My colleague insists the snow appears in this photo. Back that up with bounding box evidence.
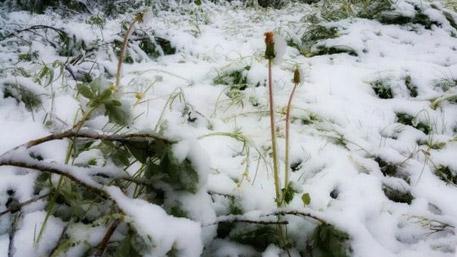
[107,186,203,257]
[0,0,457,256]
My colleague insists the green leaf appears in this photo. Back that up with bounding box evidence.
[195,0,202,5]
[302,193,311,206]
[105,102,129,126]
[311,224,351,257]
[98,88,113,102]
[124,140,168,164]
[160,152,199,193]
[77,84,94,99]
[281,183,297,204]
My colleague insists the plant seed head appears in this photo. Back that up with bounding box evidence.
[264,32,276,60]
[135,12,145,23]
[293,67,301,84]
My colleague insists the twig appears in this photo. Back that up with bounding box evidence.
[3,25,67,40]
[0,128,171,160]
[8,212,20,257]
[204,217,288,227]
[0,157,104,195]
[93,219,121,257]
[264,210,326,224]
[47,223,70,257]
[0,193,50,217]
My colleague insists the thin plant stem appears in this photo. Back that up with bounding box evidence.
[268,59,281,206]
[284,81,299,194]
[114,19,138,90]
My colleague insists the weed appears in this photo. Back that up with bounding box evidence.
[213,65,251,91]
[382,185,413,204]
[396,112,432,135]
[434,165,457,185]
[404,75,418,97]
[371,80,393,99]
[2,82,42,110]
[374,157,397,177]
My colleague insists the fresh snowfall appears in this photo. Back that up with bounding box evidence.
[0,1,457,257]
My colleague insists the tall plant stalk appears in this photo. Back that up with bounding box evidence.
[283,67,301,194]
[114,12,145,91]
[265,32,281,206]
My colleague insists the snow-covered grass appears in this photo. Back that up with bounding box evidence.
[0,0,457,257]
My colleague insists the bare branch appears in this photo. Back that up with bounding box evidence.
[264,210,326,224]
[93,219,121,257]
[0,193,50,217]
[205,218,288,227]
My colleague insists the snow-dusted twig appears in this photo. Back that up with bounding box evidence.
[0,155,104,194]
[264,210,326,224]
[25,128,172,148]
[47,223,70,257]
[0,128,171,160]
[204,216,289,227]
[0,193,50,217]
[93,219,121,257]
[8,212,20,257]
[207,208,326,227]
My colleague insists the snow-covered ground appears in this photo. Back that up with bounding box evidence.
[0,1,457,257]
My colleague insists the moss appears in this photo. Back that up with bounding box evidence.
[382,185,413,204]
[396,112,431,135]
[434,165,457,185]
[371,80,393,99]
